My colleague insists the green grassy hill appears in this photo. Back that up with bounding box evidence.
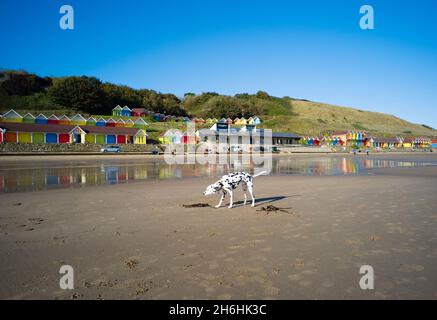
[259,99,436,137]
[182,93,436,137]
[1,70,435,138]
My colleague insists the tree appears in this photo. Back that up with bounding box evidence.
[256,90,270,100]
[1,71,52,96]
[49,76,106,113]
[102,83,142,110]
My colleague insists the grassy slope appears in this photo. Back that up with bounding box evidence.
[258,99,436,137]
[2,99,436,138]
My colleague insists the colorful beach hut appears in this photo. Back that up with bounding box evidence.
[125,119,134,127]
[35,114,48,125]
[1,109,22,123]
[402,138,413,148]
[112,105,123,116]
[159,130,175,145]
[96,117,106,127]
[47,114,60,125]
[0,122,148,146]
[249,117,262,125]
[22,113,35,124]
[105,118,117,127]
[134,118,148,128]
[181,132,196,144]
[115,119,126,127]
[121,106,132,117]
[70,114,87,126]
[238,118,248,125]
[134,129,147,144]
[131,108,147,117]
[86,117,96,126]
[172,131,182,144]
[59,115,71,125]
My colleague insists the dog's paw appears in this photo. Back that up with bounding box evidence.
[215,205,221,208]
[228,206,233,209]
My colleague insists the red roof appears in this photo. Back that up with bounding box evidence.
[0,122,143,135]
[131,108,147,114]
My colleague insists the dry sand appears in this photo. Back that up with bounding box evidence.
[0,163,437,299]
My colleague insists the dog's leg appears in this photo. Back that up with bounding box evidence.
[224,188,233,208]
[242,184,247,206]
[215,191,226,208]
[248,185,255,207]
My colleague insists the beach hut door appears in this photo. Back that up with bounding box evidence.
[73,133,82,143]
[70,127,85,144]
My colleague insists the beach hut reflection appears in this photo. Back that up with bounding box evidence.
[0,157,431,193]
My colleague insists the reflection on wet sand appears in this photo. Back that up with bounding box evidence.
[0,157,434,193]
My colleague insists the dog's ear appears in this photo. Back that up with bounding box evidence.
[214,182,223,191]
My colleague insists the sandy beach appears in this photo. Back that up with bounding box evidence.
[0,156,437,299]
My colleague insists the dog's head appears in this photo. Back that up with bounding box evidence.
[203,181,222,196]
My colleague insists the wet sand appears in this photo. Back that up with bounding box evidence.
[0,164,437,299]
[0,151,435,164]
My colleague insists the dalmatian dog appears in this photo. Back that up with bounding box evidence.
[203,171,267,208]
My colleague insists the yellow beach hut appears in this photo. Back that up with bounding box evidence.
[70,114,87,126]
[125,119,134,127]
[134,129,147,144]
[1,109,22,123]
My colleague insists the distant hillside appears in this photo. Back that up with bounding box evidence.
[182,92,436,137]
[260,99,437,137]
[1,70,435,137]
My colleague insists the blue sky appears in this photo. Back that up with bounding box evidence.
[1,0,436,127]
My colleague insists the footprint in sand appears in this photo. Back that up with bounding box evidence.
[28,218,44,225]
[125,258,139,270]
[293,258,305,268]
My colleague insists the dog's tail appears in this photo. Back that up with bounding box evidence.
[253,171,268,178]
